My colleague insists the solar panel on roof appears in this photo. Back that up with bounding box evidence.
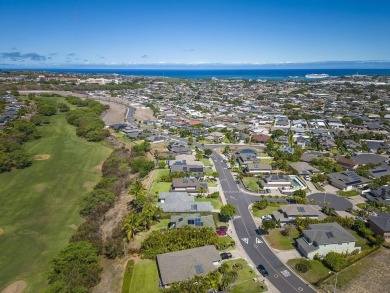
[326,232,335,238]
[297,207,305,212]
[195,264,204,274]
[188,219,195,225]
[191,204,197,211]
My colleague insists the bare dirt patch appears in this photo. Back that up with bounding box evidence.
[68,224,77,230]
[93,163,103,172]
[33,183,47,192]
[34,154,50,160]
[92,257,128,293]
[134,107,154,121]
[99,101,127,125]
[83,181,95,190]
[1,280,27,293]
[0,228,4,236]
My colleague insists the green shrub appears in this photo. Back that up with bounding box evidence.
[295,259,312,273]
[80,189,116,217]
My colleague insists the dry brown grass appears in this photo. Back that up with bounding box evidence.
[0,228,4,236]
[34,154,50,160]
[1,280,27,293]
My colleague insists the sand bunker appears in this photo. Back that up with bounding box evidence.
[34,154,51,160]
[0,228,4,236]
[1,280,27,293]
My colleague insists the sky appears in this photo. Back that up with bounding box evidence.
[0,0,390,68]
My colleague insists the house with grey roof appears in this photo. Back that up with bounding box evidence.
[271,204,325,226]
[157,192,212,213]
[368,167,390,179]
[244,162,272,174]
[296,222,359,259]
[327,171,371,191]
[169,214,216,230]
[157,245,221,286]
[368,213,390,242]
[365,186,390,206]
[170,161,204,174]
[290,162,322,176]
[171,178,208,194]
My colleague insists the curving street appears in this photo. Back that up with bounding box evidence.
[209,149,317,293]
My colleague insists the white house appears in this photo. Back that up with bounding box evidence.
[296,222,360,259]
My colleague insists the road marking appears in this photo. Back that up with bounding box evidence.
[274,274,279,278]
[233,215,241,220]
[298,287,303,291]
[256,237,263,244]
[241,238,249,244]
[281,270,291,277]
[254,244,258,248]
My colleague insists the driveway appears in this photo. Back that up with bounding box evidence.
[308,193,353,211]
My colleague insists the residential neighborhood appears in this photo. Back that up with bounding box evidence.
[1,70,390,293]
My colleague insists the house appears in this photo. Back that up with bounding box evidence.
[271,205,326,226]
[171,178,208,194]
[258,174,306,192]
[157,192,213,213]
[296,222,359,259]
[365,186,390,206]
[244,162,272,174]
[368,213,390,242]
[327,171,371,190]
[365,141,390,153]
[336,156,360,169]
[237,153,258,167]
[157,245,221,286]
[169,214,216,230]
[170,161,204,174]
[290,162,322,176]
[251,134,270,143]
[368,167,390,179]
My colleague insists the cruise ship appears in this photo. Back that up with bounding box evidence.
[305,73,329,79]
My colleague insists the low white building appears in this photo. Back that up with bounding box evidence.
[296,222,360,259]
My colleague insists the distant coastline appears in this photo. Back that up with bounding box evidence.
[3,68,390,80]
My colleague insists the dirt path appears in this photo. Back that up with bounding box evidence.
[92,258,128,293]
[1,281,27,293]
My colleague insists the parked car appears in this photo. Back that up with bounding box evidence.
[216,230,227,236]
[257,264,269,277]
[265,189,271,194]
[220,252,232,260]
[261,215,272,220]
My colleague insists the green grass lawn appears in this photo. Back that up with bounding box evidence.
[242,177,260,192]
[356,202,369,209]
[231,281,267,293]
[264,228,300,250]
[208,182,218,187]
[201,158,213,166]
[154,169,170,181]
[224,259,267,292]
[346,228,371,251]
[313,182,325,191]
[149,182,171,196]
[126,259,160,293]
[252,205,280,218]
[195,197,223,209]
[287,258,331,284]
[337,190,360,197]
[0,113,112,292]
[260,158,273,164]
[217,236,236,251]
[204,168,214,176]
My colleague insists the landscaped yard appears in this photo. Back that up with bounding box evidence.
[225,259,267,293]
[242,177,260,192]
[252,204,281,218]
[196,197,223,209]
[131,219,170,248]
[347,228,371,251]
[124,259,160,293]
[154,169,170,181]
[337,190,360,197]
[0,112,112,292]
[217,236,236,251]
[265,228,300,250]
[201,158,213,166]
[287,258,330,284]
[149,182,171,196]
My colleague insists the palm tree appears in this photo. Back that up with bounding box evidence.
[122,213,140,240]
[129,179,146,199]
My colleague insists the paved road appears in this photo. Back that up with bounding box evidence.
[209,150,316,293]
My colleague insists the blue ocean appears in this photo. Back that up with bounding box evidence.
[19,68,390,80]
